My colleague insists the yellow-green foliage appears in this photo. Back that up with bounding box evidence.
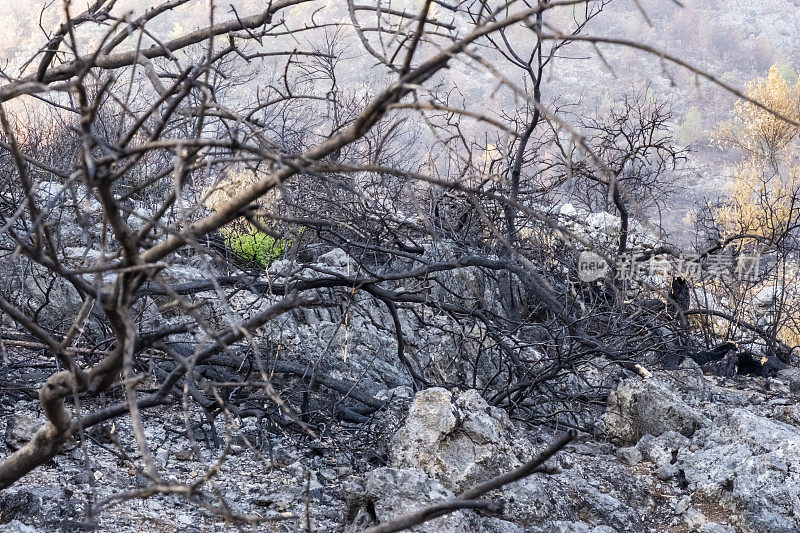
[203,168,291,267]
[715,64,800,158]
[708,64,800,348]
[224,230,287,267]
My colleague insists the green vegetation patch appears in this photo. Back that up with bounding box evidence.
[224,229,288,267]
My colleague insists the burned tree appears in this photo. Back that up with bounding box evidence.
[0,0,797,530]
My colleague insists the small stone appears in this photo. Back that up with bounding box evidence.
[656,464,678,480]
[685,508,708,529]
[318,468,337,481]
[229,444,243,455]
[271,501,292,512]
[73,472,91,485]
[174,449,194,461]
[674,496,691,515]
[636,433,655,452]
[616,446,642,465]
[699,523,736,533]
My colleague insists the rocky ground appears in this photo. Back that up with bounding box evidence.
[1,354,800,532]
[1,234,799,532]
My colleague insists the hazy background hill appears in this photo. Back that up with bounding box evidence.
[1,0,798,243]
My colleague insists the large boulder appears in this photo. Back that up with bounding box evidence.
[605,377,711,443]
[0,261,84,333]
[389,388,526,492]
[385,388,663,531]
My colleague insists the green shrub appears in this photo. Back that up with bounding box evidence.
[224,230,287,267]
